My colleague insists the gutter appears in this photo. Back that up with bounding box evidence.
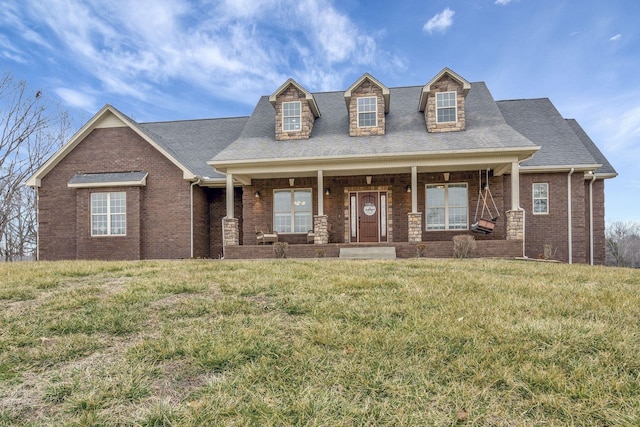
[589,172,597,265]
[190,179,201,258]
[567,168,575,264]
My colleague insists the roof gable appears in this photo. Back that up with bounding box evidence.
[26,105,200,187]
[268,78,320,118]
[419,67,471,112]
[344,73,390,113]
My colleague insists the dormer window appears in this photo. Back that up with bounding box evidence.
[436,92,457,123]
[357,97,377,127]
[282,101,301,131]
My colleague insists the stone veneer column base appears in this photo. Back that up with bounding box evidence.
[223,217,239,246]
[313,215,329,244]
[506,210,524,240]
[408,212,423,243]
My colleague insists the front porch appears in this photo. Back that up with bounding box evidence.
[223,240,524,260]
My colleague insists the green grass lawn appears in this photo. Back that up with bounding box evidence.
[1,259,639,426]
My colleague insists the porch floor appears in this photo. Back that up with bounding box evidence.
[223,240,523,260]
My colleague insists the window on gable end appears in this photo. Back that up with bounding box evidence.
[436,91,457,123]
[357,97,377,128]
[91,192,126,236]
[282,101,301,131]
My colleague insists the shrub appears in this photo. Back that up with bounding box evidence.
[416,244,427,258]
[453,235,476,259]
[273,242,289,259]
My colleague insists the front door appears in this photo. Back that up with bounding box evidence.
[358,192,379,242]
[349,191,388,243]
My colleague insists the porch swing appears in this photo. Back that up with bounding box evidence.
[471,169,500,234]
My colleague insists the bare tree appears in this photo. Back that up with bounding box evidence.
[606,221,640,267]
[0,71,70,260]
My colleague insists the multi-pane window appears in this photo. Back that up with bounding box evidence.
[426,183,468,230]
[273,189,312,233]
[436,91,457,123]
[533,183,549,214]
[91,192,126,236]
[357,97,377,127]
[282,101,301,131]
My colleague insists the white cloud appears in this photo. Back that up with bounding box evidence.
[15,0,396,105]
[610,34,622,41]
[55,88,97,110]
[423,8,455,34]
[495,0,514,5]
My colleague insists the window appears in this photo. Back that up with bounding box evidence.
[273,189,312,233]
[436,91,457,123]
[426,183,468,230]
[282,101,301,131]
[533,183,549,214]
[357,97,377,127]
[91,192,126,236]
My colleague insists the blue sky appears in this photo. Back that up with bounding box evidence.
[1,0,638,222]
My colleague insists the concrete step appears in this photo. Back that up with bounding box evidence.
[339,247,397,260]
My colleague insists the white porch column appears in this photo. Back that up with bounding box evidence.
[317,170,324,216]
[226,173,234,218]
[411,166,418,213]
[511,161,520,210]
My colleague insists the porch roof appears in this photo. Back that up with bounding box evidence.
[210,82,539,177]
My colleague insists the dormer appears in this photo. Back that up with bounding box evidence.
[418,68,471,133]
[344,73,390,137]
[269,79,320,141]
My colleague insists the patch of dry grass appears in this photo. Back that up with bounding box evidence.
[1,259,639,426]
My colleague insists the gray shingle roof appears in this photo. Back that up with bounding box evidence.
[138,116,249,179]
[564,119,617,175]
[211,82,538,162]
[496,98,601,169]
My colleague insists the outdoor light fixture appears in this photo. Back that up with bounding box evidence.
[406,185,411,193]
[325,188,330,196]
[255,191,260,198]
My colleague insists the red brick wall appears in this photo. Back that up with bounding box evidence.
[584,179,606,264]
[38,127,193,260]
[520,172,588,263]
[74,187,142,260]
[240,172,508,246]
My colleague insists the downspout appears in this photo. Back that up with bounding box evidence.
[190,179,201,259]
[589,172,596,265]
[35,187,40,261]
[567,168,575,264]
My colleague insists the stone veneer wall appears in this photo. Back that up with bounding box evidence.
[425,75,466,133]
[274,86,315,141]
[408,212,423,243]
[506,210,524,240]
[223,217,239,246]
[348,80,386,136]
[313,215,329,244]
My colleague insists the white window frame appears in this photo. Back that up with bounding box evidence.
[357,96,377,128]
[282,101,301,132]
[425,183,468,230]
[532,183,549,215]
[436,91,457,123]
[273,188,313,234]
[91,192,126,236]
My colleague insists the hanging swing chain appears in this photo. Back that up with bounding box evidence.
[474,169,501,222]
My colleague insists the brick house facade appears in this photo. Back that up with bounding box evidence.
[27,68,616,264]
